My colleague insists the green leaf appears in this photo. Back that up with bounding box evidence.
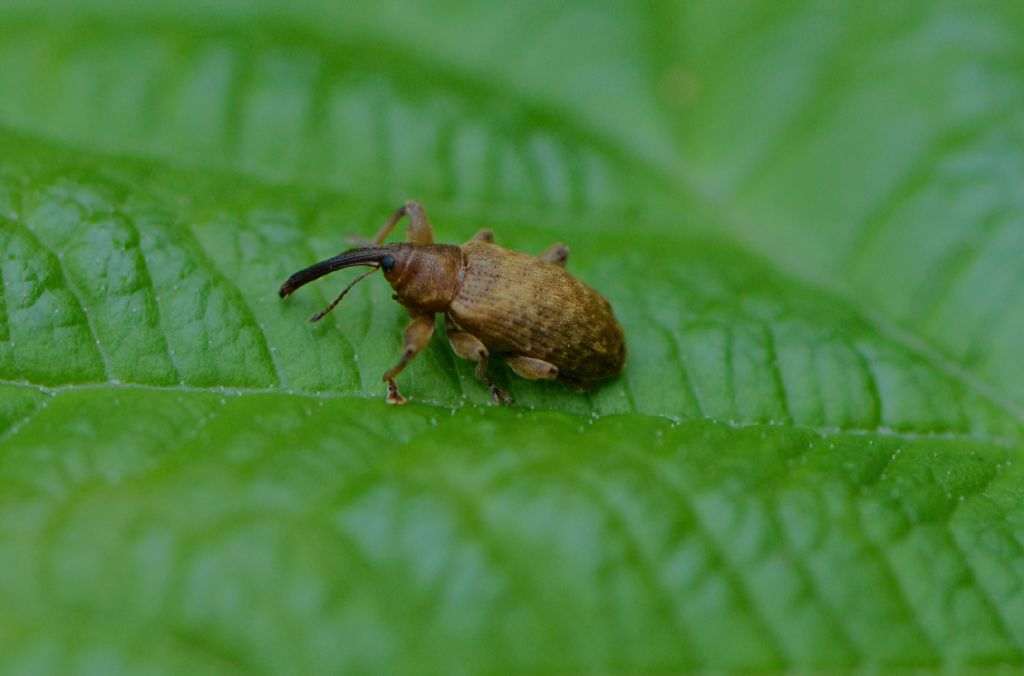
[1,1,1023,672]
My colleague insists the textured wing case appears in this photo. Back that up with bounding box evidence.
[448,241,625,380]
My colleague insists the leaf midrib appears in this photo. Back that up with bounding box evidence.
[2,380,1020,451]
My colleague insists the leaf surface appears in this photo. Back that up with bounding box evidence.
[1,1,1023,672]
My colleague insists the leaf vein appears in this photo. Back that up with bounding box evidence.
[182,221,283,388]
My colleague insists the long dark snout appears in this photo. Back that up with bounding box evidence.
[279,246,394,298]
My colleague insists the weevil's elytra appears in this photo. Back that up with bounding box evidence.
[279,201,626,406]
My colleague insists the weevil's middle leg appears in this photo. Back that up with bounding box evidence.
[539,242,569,267]
[382,314,435,405]
[446,322,513,406]
[349,200,437,247]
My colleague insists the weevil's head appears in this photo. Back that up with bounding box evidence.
[379,243,463,313]
[279,243,463,319]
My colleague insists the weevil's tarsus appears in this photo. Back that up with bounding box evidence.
[383,314,435,405]
[539,242,569,268]
[309,267,378,322]
[385,381,406,405]
[446,321,513,406]
[488,381,514,406]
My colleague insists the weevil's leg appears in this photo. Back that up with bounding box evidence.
[373,200,436,245]
[400,201,435,244]
[506,355,559,380]
[345,207,403,247]
[347,201,437,247]
[382,314,436,405]
[446,322,513,406]
[538,242,569,267]
[471,228,494,243]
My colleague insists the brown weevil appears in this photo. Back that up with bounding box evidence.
[279,201,626,405]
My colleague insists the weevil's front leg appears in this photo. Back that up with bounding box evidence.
[348,201,437,247]
[538,242,569,267]
[382,314,436,404]
[505,355,559,380]
[446,321,513,406]
[471,228,494,243]
[373,200,436,245]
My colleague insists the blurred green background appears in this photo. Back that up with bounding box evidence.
[0,1,1023,673]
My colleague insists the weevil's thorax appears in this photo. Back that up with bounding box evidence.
[384,243,463,314]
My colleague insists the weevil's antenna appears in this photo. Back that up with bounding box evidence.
[309,267,378,322]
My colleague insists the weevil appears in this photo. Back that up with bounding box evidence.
[279,201,626,405]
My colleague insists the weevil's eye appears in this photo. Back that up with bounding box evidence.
[380,255,395,273]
